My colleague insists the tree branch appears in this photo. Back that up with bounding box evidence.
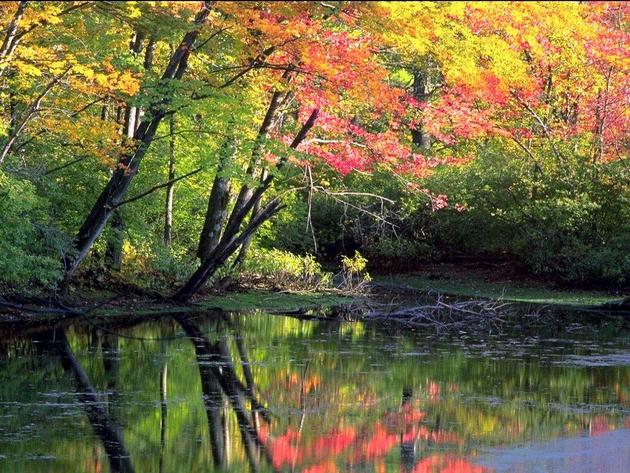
[113,167,202,208]
[0,66,71,165]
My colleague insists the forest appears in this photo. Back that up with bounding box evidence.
[0,1,628,304]
[1,3,629,473]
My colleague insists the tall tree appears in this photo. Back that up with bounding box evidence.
[61,2,213,286]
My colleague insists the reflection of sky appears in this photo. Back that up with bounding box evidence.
[475,429,630,473]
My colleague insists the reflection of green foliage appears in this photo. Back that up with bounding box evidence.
[0,313,627,472]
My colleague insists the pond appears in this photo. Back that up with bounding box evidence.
[0,310,628,472]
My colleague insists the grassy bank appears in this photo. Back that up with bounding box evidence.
[373,272,625,307]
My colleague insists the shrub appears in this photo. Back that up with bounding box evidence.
[239,248,333,289]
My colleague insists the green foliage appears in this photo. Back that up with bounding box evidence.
[239,248,332,290]
[421,144,630,284]
[0,171,66,289]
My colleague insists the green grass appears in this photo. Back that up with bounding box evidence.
[373,274,624,307]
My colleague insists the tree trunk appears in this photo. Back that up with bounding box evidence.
[232,168,267,268]
[226,91,284,228]
[0,1,28,79]
[105,32,154,271]
[60,2,212,287]
[226,89,295,267]
[174,109,319,302]
[411,70,432,151]
[104,208,125,271]
[197,137,237,261]
[163,115,176,246]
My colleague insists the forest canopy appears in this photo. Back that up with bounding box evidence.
[0,1,628,298]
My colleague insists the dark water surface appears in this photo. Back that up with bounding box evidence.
[0,311,628,472]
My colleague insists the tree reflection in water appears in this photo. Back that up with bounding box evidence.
[34,328,135,473]
[16,314,627,473]
[177,315,490,473]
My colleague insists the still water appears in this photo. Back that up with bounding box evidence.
[0,311,628,472]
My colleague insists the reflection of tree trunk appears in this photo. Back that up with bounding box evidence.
[224,397,231,464]
[200,346,226,467]
[176,316,276,472]
[36,329,134,473]
[159,360,168,473]
[102,335,120,394]
[235,333,257,430]
[400,387,415,473]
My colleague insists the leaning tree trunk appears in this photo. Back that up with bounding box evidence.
[60,2,212,287]
[197,136,238,261]
[197,82,290,265]
[232,168,267,268]
[173,109,319,302]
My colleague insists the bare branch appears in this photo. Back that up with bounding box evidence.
[511,91,564,162]
[0,66,71,165]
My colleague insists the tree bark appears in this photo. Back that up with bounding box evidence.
[232,168,267,268]
[105,208,125,271]
[197,136,237,260]
[224,85,290,238]
[60,2,212,287]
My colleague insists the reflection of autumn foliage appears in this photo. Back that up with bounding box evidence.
[412,454,489,473]
[278,369,321,393]
[589,415,612,436]
[258,397,478,473]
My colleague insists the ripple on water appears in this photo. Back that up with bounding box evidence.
[554,353,630,367]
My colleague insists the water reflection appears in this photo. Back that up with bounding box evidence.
[34,329,134,473]
[0,311,627,472]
